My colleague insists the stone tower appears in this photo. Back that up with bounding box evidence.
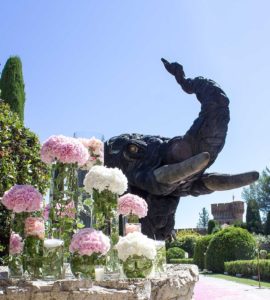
[211,201,244,225]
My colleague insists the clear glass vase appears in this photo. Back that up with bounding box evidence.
[8,254,23,278]
[124,214,141,235]
[42,238,64,280]
[122,255,154,278]
[154,240,167,276]
[23,236,44,279]
[70,253,105,279]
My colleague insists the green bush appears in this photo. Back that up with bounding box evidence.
[225,259,270,281]
[168,234,199,258]
[166,247,185,262]
[205,227,256,273]
[0,102,50,259]
[193,235,214,270]
[260,250,268,259]
[267,253,270,259]
[169,258,194,264]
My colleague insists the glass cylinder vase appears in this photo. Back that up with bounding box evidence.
[124,214,141,235]
[9,254,23,278]
[42,238,64,280]
[154,240,167,276]
[23,217,45,279]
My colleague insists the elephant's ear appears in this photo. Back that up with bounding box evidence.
[201,171,259,191]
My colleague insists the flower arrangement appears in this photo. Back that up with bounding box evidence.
[117,193,148,218]
[69,228,110,256]
[25,217,45,240]
[1,185,42,213]
[83,165,128,195]
[115,232,156,262]
[41,135,89,166]
[9,232,23,255]
[115,232,156,278]
[79,137,104,170]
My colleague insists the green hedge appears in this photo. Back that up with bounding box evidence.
[193,235,213,270]
[225,259,270,281]
[169,258,194,264]
[168,235,199,258]
[205,227,256,273]
[166,247,185,262]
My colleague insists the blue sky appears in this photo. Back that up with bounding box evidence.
[1,1,270,228]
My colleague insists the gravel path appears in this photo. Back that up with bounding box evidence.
[194,274,270,300]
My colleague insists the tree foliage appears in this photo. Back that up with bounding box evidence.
[197,207,209,229]
[0,102,50,258]
[242,167,270,216]
[0,56,25,123]
[265,211,270,235]
[246,199,263,234]
[207,219,219,234]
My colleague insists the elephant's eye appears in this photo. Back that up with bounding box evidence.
[128,144,139,153]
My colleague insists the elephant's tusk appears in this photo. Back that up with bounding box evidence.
[154,152,210,184]
[202,171,259,191]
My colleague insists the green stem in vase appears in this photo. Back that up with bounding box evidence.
[122,255,153,278]
[23,236,43,279]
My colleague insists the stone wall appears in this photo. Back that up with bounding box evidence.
[0,264,198,300]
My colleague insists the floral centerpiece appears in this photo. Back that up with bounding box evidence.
[1,185,43,278]
[117,193,148,235]
[69,228,110,279]
[83,165,128,278]
[41,135,89,254]
[115,232,156,278]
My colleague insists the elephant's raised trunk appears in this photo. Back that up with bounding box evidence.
[162,58,230,169]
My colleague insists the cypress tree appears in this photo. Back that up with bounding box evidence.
[246,199,263,234]
[0,56,25,123]
[265,211,270,235]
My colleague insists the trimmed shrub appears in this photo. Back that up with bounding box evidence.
[168,235,200,258]
[166,247,185,262]
[225,259,270,281]
[170,258,194,264]
[267,253,270,259]
[176,230,201,239]
[205,227,256,273]
[193,235,214,270]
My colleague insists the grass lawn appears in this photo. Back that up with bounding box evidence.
[204,273,270,288]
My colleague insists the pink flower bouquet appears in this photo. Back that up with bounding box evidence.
[44,201,76,221]
[41,135,89,166]
[69,228,110,256]
[79,137,104,171]
[9,232,24,255]
[25,217,45,240]
[117,193,148,218]
[1,185,42,213]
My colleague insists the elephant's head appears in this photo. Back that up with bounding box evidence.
[104,59,259,240]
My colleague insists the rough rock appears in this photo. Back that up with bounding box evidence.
[0,264,198,300]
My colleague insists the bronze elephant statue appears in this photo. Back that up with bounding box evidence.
[104,59,258,240]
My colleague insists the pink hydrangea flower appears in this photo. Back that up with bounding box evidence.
[25,217,45,240]
[69,228,110,256]
[79,137,104,170]
[117,193,148,218]
[41,135,89,166]
[44,201,76,221]
[1,185,42,213]
[9,232,24,255]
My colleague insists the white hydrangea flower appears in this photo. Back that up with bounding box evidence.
[83,165,128,195]
[114,232,157,262]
